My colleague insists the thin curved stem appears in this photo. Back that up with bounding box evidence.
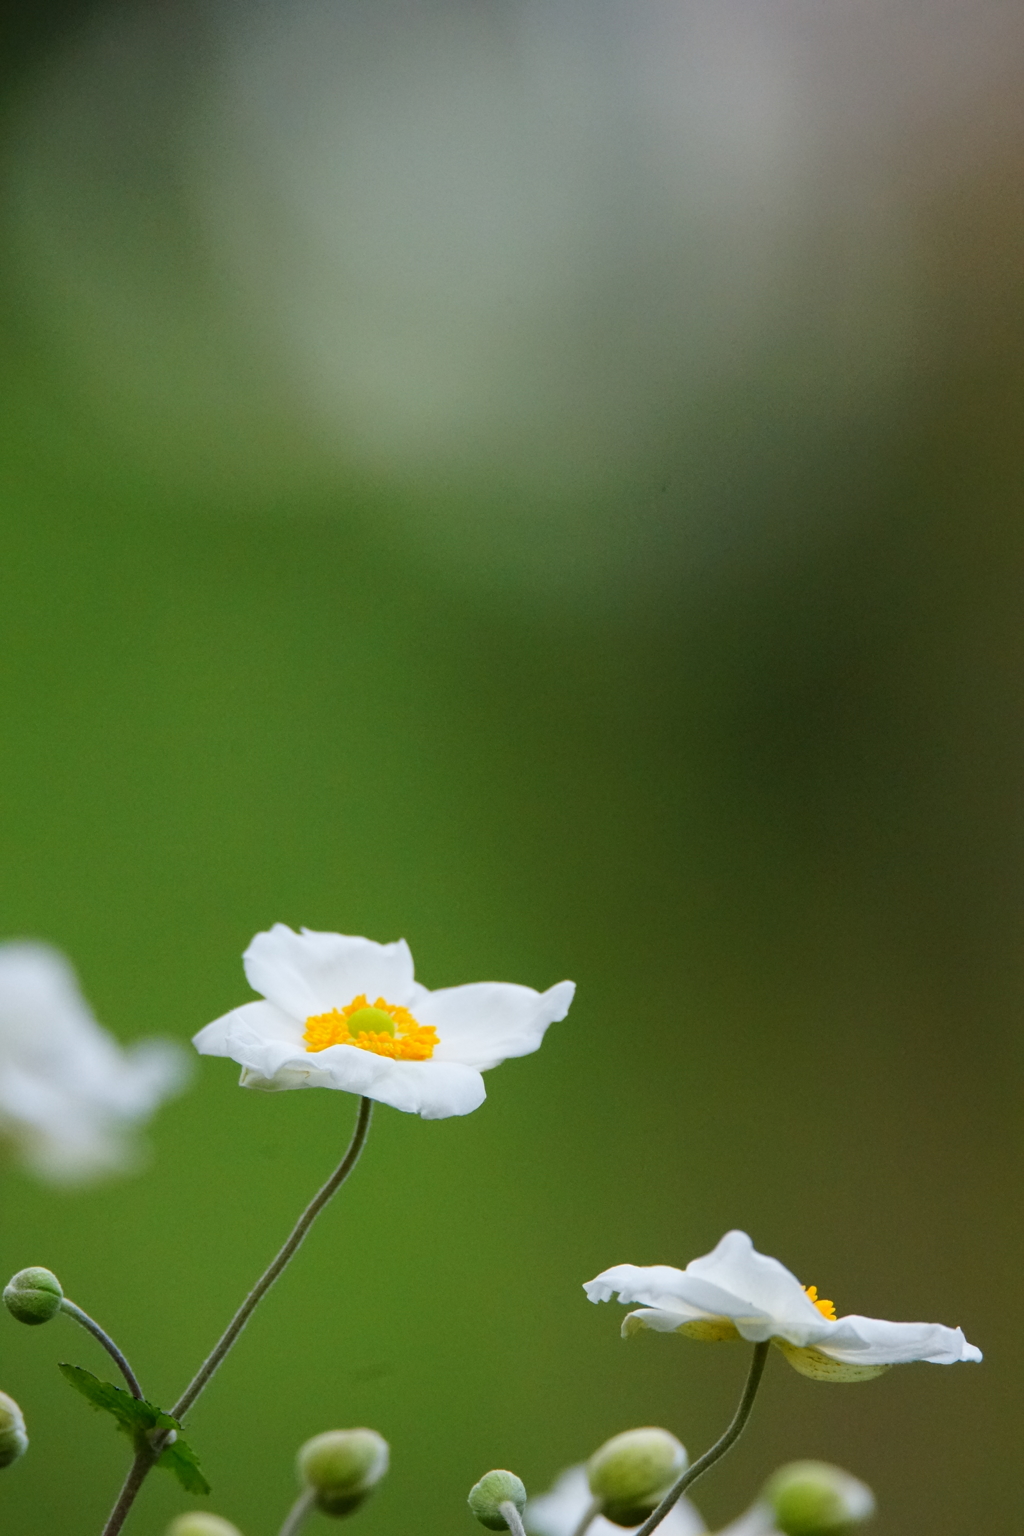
[95,1098,374,1536]
[60,1300,145,1399]
[501,1503,529,1536]
[172,1095,373,1420]
[278,1488,317,1536]
[569,1496,602,1536]
[100,1448,156,1536]
[632,1342,771,1536]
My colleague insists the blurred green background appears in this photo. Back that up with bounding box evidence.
[0,3,1021,1534]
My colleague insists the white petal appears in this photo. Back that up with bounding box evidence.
[685,1231,824,1340]
[194,1000,332,1087]
[585,1263,774,1335]
[421,979,575,1069]
[242,925,417,1018]
[811,1315,983,1365]
[586,1235,834,1346]
[587,1234,984,1362]
[585,1263,687,1307]
[193,999,303,1055]
[773,1342,892,1382]
[305,1047,486,1117]
[194,995,486,1117]
[0,941,188,1185]
[620,1306,693,1334]
[715,1506,779,1536]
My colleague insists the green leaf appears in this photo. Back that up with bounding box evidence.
[58,1364,211,1494]
[58,1363,163,1436]
[160,1435,212,1495]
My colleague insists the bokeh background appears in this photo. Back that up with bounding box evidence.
[1,1,1022,1532]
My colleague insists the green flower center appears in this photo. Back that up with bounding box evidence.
[344,1006,396,1038]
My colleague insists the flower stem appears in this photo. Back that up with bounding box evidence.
[171,1094,374,1420]
[100,1447,156,1536]
[500,1503,529,1536]
[60,1300,145,1399]
[278,1488,317,1536]
[95,1097,374,1536]
[632,1341,770,1536]
[569,1496,602,1536]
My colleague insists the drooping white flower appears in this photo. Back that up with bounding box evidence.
[193,925,575,1120]
[584,1230,981,1381]
[526,1465,705,1536]
[0,942,189,1185]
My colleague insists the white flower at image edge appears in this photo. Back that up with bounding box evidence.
[193,925,575,1119]
[527,1465,706,1536]
[0,942,189,1185]
[526,1465,786,1536]
[585,1230,982,1380]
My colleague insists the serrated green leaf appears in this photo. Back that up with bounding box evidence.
[58,1364,210,1493]
[58,1364,161,1435]
[160,1435,212,1495]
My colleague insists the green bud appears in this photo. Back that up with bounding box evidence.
[0,1391,28,1469]
[297,1428,389,1517]
[468,1470,527,1531]
[165,1517,244,1536]
[3,1268,64,1326]
[586,1428,687,1527]
[764,1462,875,1536]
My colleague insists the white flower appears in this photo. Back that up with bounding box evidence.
[713,1509,780,1536]
[0,942,189,1185]
[526,1466,705,1536]
[585,1230,982,1381]
[193,925,575,1120]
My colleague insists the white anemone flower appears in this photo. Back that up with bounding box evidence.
[193,925,575,1119]
[585,1230,982,1381]
[0,941,189,1185]
[526,1465,706,1536]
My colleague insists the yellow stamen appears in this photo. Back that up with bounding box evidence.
[303,995,439,1061]
[803,1285,837,1322]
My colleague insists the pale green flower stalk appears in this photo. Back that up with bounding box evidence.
[99,1095,374,1536]
[629,1345,770,1536]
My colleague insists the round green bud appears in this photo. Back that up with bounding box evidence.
[165,1517,244,1536]
[298,1428,390,1517]
[0,1391,28,1469]
[3,1268,63,1326]
[586,1428,687,1527]
[764,1462,875,1536]
[468,1470,527,1531]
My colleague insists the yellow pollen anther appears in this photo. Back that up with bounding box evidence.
[803,1285,837,1322]
[303,995,439,1062]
